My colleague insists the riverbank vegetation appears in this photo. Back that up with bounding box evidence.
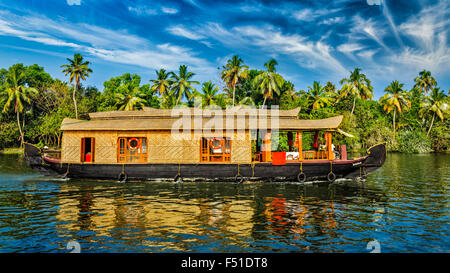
[0,54,448,153]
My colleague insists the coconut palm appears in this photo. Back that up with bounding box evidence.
[252,59,284,108]
[169,65,199,105]
[194,81,221,108]
[150,69,173,96]
[414,70,437,95]
[420,87,448,136]
[306,81,333,110]
[221,55,249,107]
[380,80,411,138]
[2,65,37,147]
[114,87,147,111]
[61,53,92,119]
[338,68,373,115]
[160,89,178,109]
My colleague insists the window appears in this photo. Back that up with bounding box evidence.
[81,137,95,162]
[118,137,148,163]
[200,137,231,162]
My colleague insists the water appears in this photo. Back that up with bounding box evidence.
[0,153,448,253]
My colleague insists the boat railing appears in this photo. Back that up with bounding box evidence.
[42,149,61,159]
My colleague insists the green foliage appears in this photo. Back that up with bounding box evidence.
[0,122,19,150]
[394,129,432,153]
[0,58,448,154]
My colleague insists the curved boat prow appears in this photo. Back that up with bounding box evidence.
[24,143,41,157]
[364,143,387,168]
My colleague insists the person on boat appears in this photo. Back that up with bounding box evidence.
[332,144,339,160]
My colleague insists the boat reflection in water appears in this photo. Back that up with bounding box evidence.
[53,180,387,252]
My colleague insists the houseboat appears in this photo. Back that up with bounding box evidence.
[24,107,386,183]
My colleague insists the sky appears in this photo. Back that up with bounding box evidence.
[0,0,448,99]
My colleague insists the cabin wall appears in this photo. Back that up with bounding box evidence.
[147,131,199,163]
[61,130,117,163]
[61,129,252,164]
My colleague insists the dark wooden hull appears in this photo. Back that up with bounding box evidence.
[24,143,386,182]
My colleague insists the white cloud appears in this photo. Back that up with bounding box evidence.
[233,25,347,75]
[337,43,365,53]
[366,0,381,5]
[320,17,344,25]
[128,6,158,16]
[0,11,215,75]
[161,7,178,14]
[66,0,81,6]
[167,25,205,40]
[292,8,340,22]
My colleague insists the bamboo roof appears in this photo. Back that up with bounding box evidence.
[88,106,301,120]
[61,115,343,131]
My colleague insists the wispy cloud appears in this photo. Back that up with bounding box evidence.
[167,25,205,40]
[161,7,178,14]
[0,11,214,74]
[128,6,158,16]
[66,0,81,6]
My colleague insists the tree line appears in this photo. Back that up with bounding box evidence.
[0,53,448,153]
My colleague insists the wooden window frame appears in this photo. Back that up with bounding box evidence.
[81,137,95,163]
[117,137,148,163]
[200,137,231,163]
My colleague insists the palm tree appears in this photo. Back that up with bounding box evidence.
[306,81,332,110]
[194,81,221,108]
[338,68,373,115]
[150,69,173,96]
[61,53,92,119]
[414,70,436,95]
[221,55,249,106]
[170,65,199,105]
[420,87,448,136]
[2,65,37,147]
[114,87,147,111]
[160,89,178,109]
[380,80,411,138]
[252,59,284,107]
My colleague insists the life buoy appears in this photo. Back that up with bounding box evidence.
[235,174,244,184]
[210,138,222,150]
[327,172,336,182]
[118,172,127,183]
[128,138,140,150]
[297,172,306,183]
[174,174,183,183]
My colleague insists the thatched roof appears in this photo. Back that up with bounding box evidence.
[88,106,301,120]
[61,115,343,131]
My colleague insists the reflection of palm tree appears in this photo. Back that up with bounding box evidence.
[420,87,448,136]
[252,59,284,107]
[380,80,411,139]
[221,55,249,106]
[61,53,92,119]
[2,65,37,147]
[414,70,436,95]
[170,65,199,105]
[338,68,373,115]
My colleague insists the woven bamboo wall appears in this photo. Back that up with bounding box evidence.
[231,130,251,164]
[147,131,199,163]
[61,131,117,163]
[61,130,251,164]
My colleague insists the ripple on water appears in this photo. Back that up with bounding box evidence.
[0,153,449,252]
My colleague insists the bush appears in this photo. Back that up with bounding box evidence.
[394,129,432,153]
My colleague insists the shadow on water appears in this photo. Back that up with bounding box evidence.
[0,153,448,253]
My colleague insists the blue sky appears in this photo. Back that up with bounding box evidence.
[0,0,448,99]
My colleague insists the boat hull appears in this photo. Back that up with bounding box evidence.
[24,143,386,182]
